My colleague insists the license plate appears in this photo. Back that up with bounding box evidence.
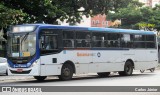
[17,69,23,72]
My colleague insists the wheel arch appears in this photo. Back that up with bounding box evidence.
[63,60,76,73]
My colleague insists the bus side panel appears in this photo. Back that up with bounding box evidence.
[134,49,158,70]
[88,63,98,73]
[57,50,93,75]
[92,50,124,72]
[68,50,92,74]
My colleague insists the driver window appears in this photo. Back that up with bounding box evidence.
[41,35,58,50]
[40,29,60,55]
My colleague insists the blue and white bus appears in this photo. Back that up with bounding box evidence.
[7,24,158,81]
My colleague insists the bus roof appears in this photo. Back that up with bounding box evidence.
[16,24,155,35]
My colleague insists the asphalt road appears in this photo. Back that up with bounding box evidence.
[0,70,160,95]
[0,70,160,86]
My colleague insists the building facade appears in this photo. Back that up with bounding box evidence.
[91,14,108,27]
[58,14,113,28]
[139,0,160,7]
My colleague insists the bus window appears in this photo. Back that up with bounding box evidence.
[92,32,106,47]
[76,32,91,48]
[146,35,155,41]
[108,33,120,40]
[63,40,74,47]
[134,35,145,41]
[47,36,57,49]
[120,34,134,48]
[107,33,120,48]
[63,31,74,48]
[40,35,58,55]
[41,36,58,50]
[146,35,156,48]
[134,35,145,48]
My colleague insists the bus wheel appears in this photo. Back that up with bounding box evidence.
[58,64,73,81]
[97,72,110,77]
[34,76,47,81]
[119,61,133,76]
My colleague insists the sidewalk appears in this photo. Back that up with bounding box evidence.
[0,75,33,82]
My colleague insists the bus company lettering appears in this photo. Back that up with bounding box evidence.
[77,52,96,57]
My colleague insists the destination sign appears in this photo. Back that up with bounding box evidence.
[12,26,36,33]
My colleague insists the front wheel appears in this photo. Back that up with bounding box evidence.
[58,64,73,81]
[34,76,47,81]
[119,61,133,76]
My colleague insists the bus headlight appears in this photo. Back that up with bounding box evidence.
[31,59,39,67]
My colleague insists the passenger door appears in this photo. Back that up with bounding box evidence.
[39,29,62,76]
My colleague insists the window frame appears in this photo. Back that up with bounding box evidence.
[75,31,91,48]
[92,32,107,48]
[62,30,75,48]
[106,33,121,48]
[39,29,62,55]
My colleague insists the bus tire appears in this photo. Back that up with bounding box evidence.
[97,72,110,77]
[34,76,47,81]
[58,64,73,81]
[119,61,133,76]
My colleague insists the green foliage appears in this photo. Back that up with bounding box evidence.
[0,0,144,27]
[0,4,26,28]
[0,0,136,26]
[136,22,155,31]
[108,1,160,31]
[108,2,143,28]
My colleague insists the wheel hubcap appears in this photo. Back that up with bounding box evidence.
[126,65,131,73]
[63,68,70,77]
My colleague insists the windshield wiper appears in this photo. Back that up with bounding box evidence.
[20,33,29,51]
[21,33,29,42]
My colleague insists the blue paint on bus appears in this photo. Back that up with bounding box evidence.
[15,24,155,35]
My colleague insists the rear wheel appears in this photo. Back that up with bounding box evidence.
[58,64,73,81]
[97,72,110,77]
[34,76,47,81]
[119,61,133,76]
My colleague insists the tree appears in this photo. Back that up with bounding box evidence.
[150,4,160,31]
[136,22,155,31]
[0,0,135,25]
[0,3,26,29]
[0,3,27,40]
[107,2,143,29]
[107,1,160,31]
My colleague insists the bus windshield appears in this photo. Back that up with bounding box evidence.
[7,32,36,57]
